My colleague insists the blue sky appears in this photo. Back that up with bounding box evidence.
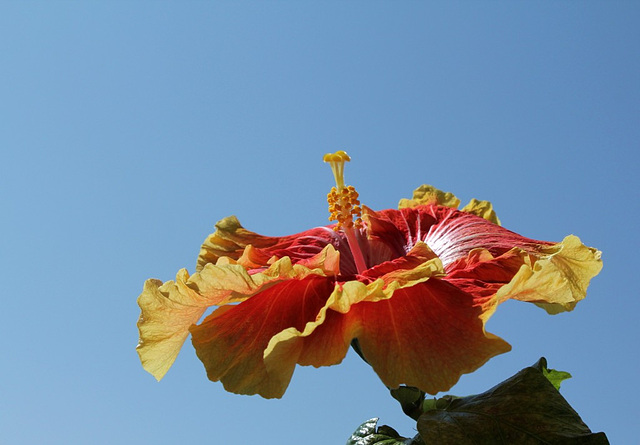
[1,2,638,444]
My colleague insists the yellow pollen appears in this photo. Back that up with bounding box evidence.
[323,151,363,231]
[327,186,363,237]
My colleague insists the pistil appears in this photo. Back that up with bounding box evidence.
[323,151,368,274]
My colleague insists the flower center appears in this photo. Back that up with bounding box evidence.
[323,151,367,274]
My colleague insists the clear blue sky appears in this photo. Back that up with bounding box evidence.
[1,2,638,444]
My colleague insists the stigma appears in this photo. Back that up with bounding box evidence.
[323,150,350,189]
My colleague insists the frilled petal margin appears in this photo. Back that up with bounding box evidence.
[494,235,603,314]
[136,245,340,381]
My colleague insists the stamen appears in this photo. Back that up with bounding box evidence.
[323,151,367,274]
[326,187,363,229]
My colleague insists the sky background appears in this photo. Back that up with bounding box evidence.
[1,2,638,444]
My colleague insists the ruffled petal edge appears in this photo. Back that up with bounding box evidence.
[494,235,603,313]
[398,184,461,209]
[398,184,501,225]
[137,245,340,381]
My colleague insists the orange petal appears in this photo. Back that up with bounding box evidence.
[352,278,511,395]
[189,276,336,398]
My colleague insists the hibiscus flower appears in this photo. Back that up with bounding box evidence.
[136,151,602,398]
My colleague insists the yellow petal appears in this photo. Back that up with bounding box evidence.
[461,198,501,226]
[137,245,339,381]
[398,184,461,209]
[136,269,207,381]
[494,235,603,313]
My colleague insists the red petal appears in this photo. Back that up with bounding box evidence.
[352,278,511,395]
[447,248,527,279]
[366,205,553,270]
[197,216,363,275]
[197,215,346,270]
[189,276,337,398]
[364,206,437,261]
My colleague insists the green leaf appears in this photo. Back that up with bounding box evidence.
[346,418,377,445]
[390,386,426,420]
[346,418,423,445]
[416,357,609,444]
[535,357,573,391]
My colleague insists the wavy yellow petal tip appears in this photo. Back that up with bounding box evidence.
[398,184,461,209]
[136,270,204,381]
[137,245,341,383]
[196,215,249,271]
[461,198,501,225]
[495,235,603,313]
